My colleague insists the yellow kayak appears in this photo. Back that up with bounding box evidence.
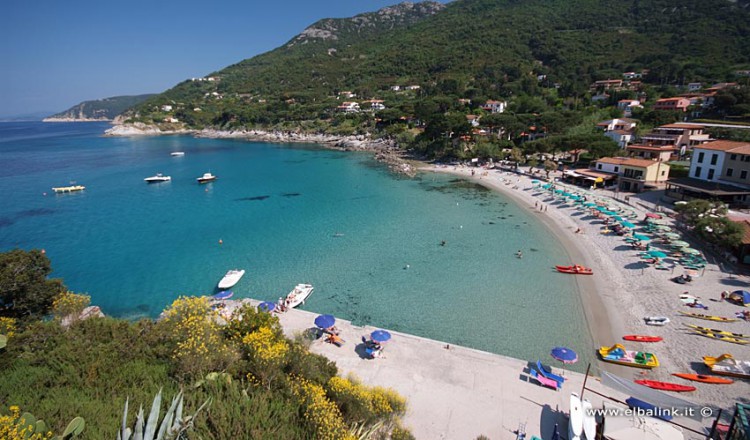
[685,324,750,339]
[679,311,739,322]
[691,330,749,345]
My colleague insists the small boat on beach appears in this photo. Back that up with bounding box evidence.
[644,316,670,326]
[690,329,749,345]
[217,269,245,289]
[671,373,733,384]
[684,324,750,339]
[581,399,596,440]
[634,380,696,392]
[555,265,593,275]
[144,173,171,183]
[170,151,185,156]
[197,172,217,183]
[678,311,738,322]
[285,283,314,309]
[598,344,659,369]
[703,354,750,379]
[568,393,583,440]
[625,397,673,421]
[623,335,663,343]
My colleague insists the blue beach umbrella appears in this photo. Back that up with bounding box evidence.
[602,210,617,216]
[212,290,233,300]
[551,346,578,364]
[613,215,624,222]
[730,291,750,306]
[646,251,667,259]
[633,233,651,241]
[370,330,392,343]
[314,314,336,329]
[258,301,276,312]
[621,221,636,229]
[583,202,597,207]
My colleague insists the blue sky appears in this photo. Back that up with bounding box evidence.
[0,0,447,117]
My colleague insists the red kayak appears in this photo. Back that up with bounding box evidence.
[635,380,696,392]
[555,265,593,275]
[672,373,734,384]
[623,335,663,343]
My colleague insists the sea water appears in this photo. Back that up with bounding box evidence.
[0,122,593,370]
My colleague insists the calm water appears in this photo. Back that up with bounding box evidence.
[0,122,593,369]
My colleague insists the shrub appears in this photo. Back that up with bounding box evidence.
[51,292,90,323]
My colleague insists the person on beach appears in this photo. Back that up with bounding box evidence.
[516,249,523,259]
[575,228,581,234]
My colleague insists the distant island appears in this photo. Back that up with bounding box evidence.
[44,94,154,122]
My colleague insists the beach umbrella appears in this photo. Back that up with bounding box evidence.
[258,301,276,312]
[314,314,336,329]
[551,346,578,364]
[663,232,681,239]
[670,240,690,248]
[621,221,636,229]
[682,248,701,255]
[212,290,233,300]
[645,213,662,219]
[613,215,624,222]
[602,210,617,216]
[729,291,750,307]
[633,234,651,241]
[370,329,392,343]
[645,251,667,259]
[583,202,597,207]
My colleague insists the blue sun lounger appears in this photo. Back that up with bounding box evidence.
[536,360,565,387]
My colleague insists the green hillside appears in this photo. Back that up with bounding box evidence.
[125,0,750,158]
[45,94,155,121]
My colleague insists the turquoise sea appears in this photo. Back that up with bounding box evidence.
[0,122,593,369]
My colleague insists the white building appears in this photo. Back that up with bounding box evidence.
[482,100,507,114]
[161,105,173,112]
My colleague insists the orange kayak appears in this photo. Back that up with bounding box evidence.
[671,373,734,384]
[635,380,696,392]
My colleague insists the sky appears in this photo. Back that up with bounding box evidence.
[0,0,448,118]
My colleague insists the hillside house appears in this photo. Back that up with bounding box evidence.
[639,123,709,152]
[593,157,670,192]
[687,82,702,92]
[605,130,634,148]
[337,91,356,99]
[336,102,360,113]
[625,144,675,162]
[361,99,385,111]
[617,99,642,117]
[653,97,691,112]
[596,118,637,132]
[482,100,507,114]
[161,105,173,112]
[466,115,480,127]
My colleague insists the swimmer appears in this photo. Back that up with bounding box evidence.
[516,250,523,259]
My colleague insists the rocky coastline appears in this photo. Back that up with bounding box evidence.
[104,123,417,176]
[43,117,112,122]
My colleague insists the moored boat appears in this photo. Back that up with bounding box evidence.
[581,399,596,440]
[598,344,659,369]
[285,283,314,309]
[144,173,171,183]
[690,329,749,345]
[678,311,738,322]
[671,373,733,384]
[52,185,85,193]
[197,172,217,183]
[703,354,750,379]
[634,380,696,392]
[623,335,663,343]
[555,265,593,275]
[217,269,245,289]
[644,316,670,326]
[170,151,185,156]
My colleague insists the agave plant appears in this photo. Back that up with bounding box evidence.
[117,389,210,440]
[0,334,7,349]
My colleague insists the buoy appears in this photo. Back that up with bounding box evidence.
[219,239,223,245]
[43,192,47,196]
[404,264,410,270]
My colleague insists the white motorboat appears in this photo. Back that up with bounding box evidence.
[569,393,583,440]
[170,151,185,156]
[645,316,670,326]
[144,173,171,183]
[197,172,217,183]
[581,399,596,440]
[285,283,314,309]
[218,269,245,289]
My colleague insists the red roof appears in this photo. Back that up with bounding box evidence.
[694,140,750,152]
[660,123,704,130]
[626,144,676,152]
[597,157,660,168]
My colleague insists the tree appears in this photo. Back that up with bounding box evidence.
[509,147,525,169]
[0,249,65,320]
[543,160,558,179]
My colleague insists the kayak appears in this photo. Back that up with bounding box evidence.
[623,335,663,343]
[691,329,749,345]
[672,373,734,384]
[634,380,696,392]
[684,324,750,339]
[625,397,673,421]
[679,311,738,322]
[555,265,593,275]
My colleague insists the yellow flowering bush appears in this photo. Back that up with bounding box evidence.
[51,291,90,321]
[0,317,17,338]
[328,376,406,419]
[161,296,235,377]
[242,326,289,388]
[291,376,353,440]
[0,406,53,440]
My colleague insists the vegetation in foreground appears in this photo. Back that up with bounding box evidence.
[0,250,412,439]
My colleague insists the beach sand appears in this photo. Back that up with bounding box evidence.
[425,165,749,411]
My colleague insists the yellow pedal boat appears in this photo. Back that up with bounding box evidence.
[598,344,659,369]
[703,354,750,379]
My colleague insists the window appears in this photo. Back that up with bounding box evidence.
[730,154,737,160]
[597,164,602,170]
[707,169,714,180]
[745,156,750,162]
[727,168,734,177]
[742,170,748,180]
[710,154,718,165]
[694,167,702,177]
[697,152,704,163]
[614,166,619,172]
[661,170,666,176]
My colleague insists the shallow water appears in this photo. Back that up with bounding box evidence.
[0,122,593,370]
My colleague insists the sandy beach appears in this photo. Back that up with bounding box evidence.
[424,164,749,411]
